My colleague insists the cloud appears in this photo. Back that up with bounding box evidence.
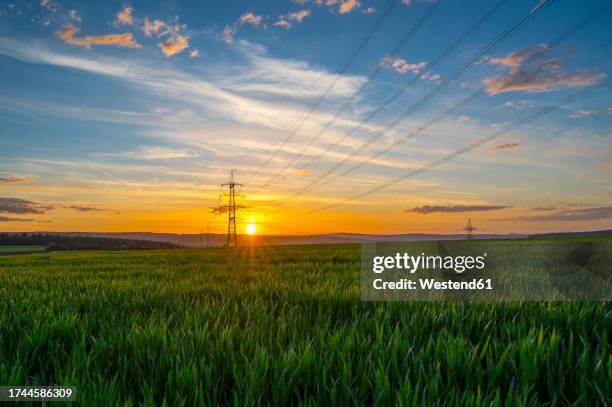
[570,108,611,118]
[99,146,197,160]
[0,216,36,222]
[115,5,133,26]
[488,143,523,153]
[383,57,427,75]
[209,204,248,215]
[64,205,105,212]
[158,34,189,57]
[504,100,534,109]
[274,10,311,29]
[419,70,440,82]
[143,18,166,37]
[67,9,80,22]
[239,12,263,27]
[223,25,236,43]
[339,0,361,14]
[494,206,612,222]
[363,7,376,14]
[407,204,512,214]
[56,25,141,48]
[189,49,200,58]
[0,197,52,214]
[456,114,470,123]
[0,176,31,183]
[483,44,604,95]
[0,37,366,137]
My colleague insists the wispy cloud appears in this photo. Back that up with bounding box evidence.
[239,12,263,27]
[223,25,237,43]
[570,108,611,118]
[158,34,189,57]
[362,7,376,14]
[274,10,311,29]
[339,0,361,14]
[56,25,141,48]
[504,100,534,109]
[64,205,104,212]
[189,49,200,58]
[115,4,134,26]
[382,57,427,75]
[0,197,52,214]
[484,44,604,95]
[456,114,470,123]
[407,204,512,214]
[143,18,166,37]
[98,146,198,160]
[0,176,31,183]
[67,9,80,22]
[488,143,523,153]
[494,206,612,222]
[0,216,37,222]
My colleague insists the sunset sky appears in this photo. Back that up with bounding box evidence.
[0,0,610,235]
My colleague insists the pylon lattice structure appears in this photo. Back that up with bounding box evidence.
[462,218,479,240]
[221,170,243,247]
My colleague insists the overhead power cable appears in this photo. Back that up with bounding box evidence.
[277,0,554,200]
[260,0,445,186]
[287,0,611,199]
[302,82,606,214]
[273,0,510,185]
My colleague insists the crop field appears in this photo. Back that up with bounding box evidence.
[0,241,610,405]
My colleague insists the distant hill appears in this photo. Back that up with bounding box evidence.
[6,231,529,247]
[529,230,612,239]
[6,230,607,248]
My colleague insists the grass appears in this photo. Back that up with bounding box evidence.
[0,245,46,254]
[0,242,609,405]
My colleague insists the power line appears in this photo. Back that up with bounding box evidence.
[245,0,399,183]
[280,0,554,200]
[288,0,611,198]
[302,83,606,215]
[272,0,510,185]
[260,0,445,187]
[277,0,554,200]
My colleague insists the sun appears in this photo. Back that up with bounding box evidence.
[246,223,257,235]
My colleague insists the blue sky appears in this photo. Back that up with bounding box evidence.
[0,0,610,234]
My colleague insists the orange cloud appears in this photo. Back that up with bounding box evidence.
[158,34,189,57]
[189,49,200,58]
[274,9,311,29]
[239,12,262,26]
[56,25,141,48]
[115,5,133,26]
[143,18,165,37]
[339,0,360,14]
[0,176,31,183]
[488,143,523,153]
[484,45,604,95]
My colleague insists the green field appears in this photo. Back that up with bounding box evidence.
[0,245,46,254]
[0,242,609,405]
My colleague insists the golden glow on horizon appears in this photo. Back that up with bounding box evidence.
[246,223,257,235]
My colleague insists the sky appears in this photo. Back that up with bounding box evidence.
[0,0,610,235]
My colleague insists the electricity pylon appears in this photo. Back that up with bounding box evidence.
[221,170,243,247]
[462,218,479,240]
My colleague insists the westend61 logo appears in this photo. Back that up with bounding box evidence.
[372,252,488,274]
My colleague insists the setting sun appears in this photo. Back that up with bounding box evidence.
[246,224,257,235]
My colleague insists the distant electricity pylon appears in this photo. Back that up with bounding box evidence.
[462,218,479,240]
[221,170,243,247]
